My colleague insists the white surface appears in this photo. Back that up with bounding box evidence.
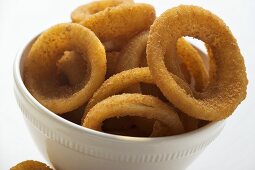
[0,0,254,169]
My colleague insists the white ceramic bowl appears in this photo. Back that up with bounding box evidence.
[13,35,225,170]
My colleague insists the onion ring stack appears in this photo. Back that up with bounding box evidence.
[23,1,247,137]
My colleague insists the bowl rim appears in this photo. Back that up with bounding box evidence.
[13,32,226,143]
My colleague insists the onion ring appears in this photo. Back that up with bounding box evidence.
[103,37,127,52]
[83,67,190,112]
[115,31,148,92]
[113,30,164,133]
[180,62,191,84]
[192,44,217,87]
[177,38,209,91]
[56,51,89,86]
[71,1,135,51]
[115,31,148,73]
[56,50,120,82]
[11,160,53,170]
[140,83,168,102]
[83,67,153,118]
[71,0,130,23]
[115,31,209,92]
[24,23,106,114]
[205,44,217,85]
[146,5,247,121]
[83,67,192,122]
[150,121,173,137]
[83,93,184,135]
[80,3,156,41]
[106,51,120,78]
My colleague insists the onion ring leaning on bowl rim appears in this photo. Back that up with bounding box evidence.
[23,23,106,114]
[146,5,248,121]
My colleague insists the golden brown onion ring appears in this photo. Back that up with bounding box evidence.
[147,5,247,121]
[116,31,208,93]
[103,37,127,52]
[83,93,184,135]
[192,44,216,87]
[11,160,53,170]
[115,31,148,92]
[180,62,191,84]
[56,51,89,86]
[205,44,217,85]
[71,0,134,51]
[83,67,192,122]
[57,51,120,82]
[150,121,174,137]
[106,51,120,78]
[83,67,152,118]
[177,38,209,91]
[115,31,148,73]
[24,23,106,114]
[112,30,159,134]
[80,3,156,41]
[71,0,130,23]
[140,83,168,102]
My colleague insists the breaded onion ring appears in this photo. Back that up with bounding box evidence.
[11,160,53,170]
[192,44,217,87]
[177,38,209,91]
[71,0,130,23]
[103,37,127,52]
[205,44,217,85]
[83,67,152,118]
[24,23,106,114]
[83,67,192,122]
[115,31,148,73]
[57,50,118,83]
[56,51,89,86]
[150,121,173,137]
[115,31,148,92]
[83,94,184,135]
[71,1,134,51]
[116,31,208,92]
[106,51,120,78]
[147,5,248,121]
[80,3,156,41]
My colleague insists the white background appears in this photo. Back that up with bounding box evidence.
[0,0,255,169]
